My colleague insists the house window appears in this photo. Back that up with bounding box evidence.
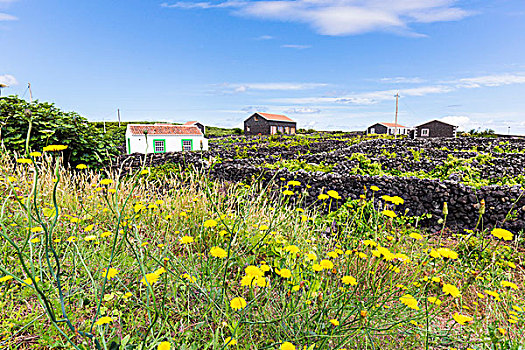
[421,128,429,137]
[271,126,277,134]
[291,127,296,134]
[285,126,289,134]
[278,126,283,133]
[247,126,251,132]
[154,140,165,153]
[370,128,375,134]
[182,139,193,151]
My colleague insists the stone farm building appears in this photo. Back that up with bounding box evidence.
[244,113,297,136]
[125,124,208,154]
[415,120,457,138]
[366,122,412,136]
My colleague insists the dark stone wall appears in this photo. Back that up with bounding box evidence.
[416,120,456,138]
[367,123,388,134]
[114,150,525,235]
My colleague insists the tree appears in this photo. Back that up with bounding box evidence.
[0,96,119,167]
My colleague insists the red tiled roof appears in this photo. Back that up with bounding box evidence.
[184,121,199,125]
[380,122,407,128]
[128,124,202,136]
[257,113,294,122]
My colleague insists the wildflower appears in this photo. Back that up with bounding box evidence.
[278,268,292,279]
[431,277,441,283]
[341,275,357,286]
[312,264,323,272]
[498,328,506,335]
[224,337,237,346]
[363,239,377,247]
[102,268,119,279]
[16,158,32,164]
[22,277,40,285]
[84,224,94,232]
[399,294,419,310]
[329,319,340,326]
[283,190,294,196]
[210,247,227,258]
[437,248,458,259]
[0,275,14,283]
[491,228,513,241]
[501,280,518,290]
[390,196,404,205]
[95,317,113,326]
[245,265,263,277]
[230,297,247,310]
[287,180,301,186]
[318,194,329,200]
[382,210,397,218]
[452,313,473,325]
[443,284,461,298]
[370,186,380,191]
[43,145,68,152]
[31,227,43,233]
[327,190,341,199]
[320,259,334,270]
[427,297,442,305]
[179,236,194,244]
[280,342,296,350]
[84,235,97,242]
[484,290,501,301]
[204,219,218,228]
[259,224,269,230]
[158,342,171,350]
[101,231,112,238]
[512,305,523,312]
[409,233,423,240]
[76,164,87,169]
[141,273,160,286]
[29,151,42,157]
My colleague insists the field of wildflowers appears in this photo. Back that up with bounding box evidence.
[1,143,524,349]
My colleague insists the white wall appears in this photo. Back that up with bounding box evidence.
[125,132,209,154]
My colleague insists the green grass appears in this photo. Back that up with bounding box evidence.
[0,150,524,350]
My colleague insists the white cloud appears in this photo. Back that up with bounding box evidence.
[281,44,311,49]
[255,35,273,40]
[380,77,425,84]
[440,115,471,130]
[0,74,17,86]
[285,107,321,114]
[457,73,525,88]
[163,0,472,36]
[0,12,16,20]
[224,82,328,93]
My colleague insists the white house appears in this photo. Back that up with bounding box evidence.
[366,122,412,136]
[125,124,209,154]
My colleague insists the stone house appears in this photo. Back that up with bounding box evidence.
[415,120,457,138]
[244,113,297,136]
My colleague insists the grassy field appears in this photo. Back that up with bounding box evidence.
[0,143,524,350]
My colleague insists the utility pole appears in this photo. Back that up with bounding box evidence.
[394,93,399,138]
[118,109,121,127]
[28,83,33,103]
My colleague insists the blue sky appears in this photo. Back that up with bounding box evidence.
[1,0,525,133]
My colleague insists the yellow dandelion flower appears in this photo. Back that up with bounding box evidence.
[491,228,513,241]
[409,232,423,240]
[312,264,323,272]
[382,210,397,218]
[16,158,32,164]
[370,185,380,191]
[283,190,294,196]
[501,280,518,290]
[230,297,247,310]
[179,236,194,244]
[100,179,113,186]
[341,275,357,286]
[210,246,227,258]
[204,219,218,228]
[443,284,461,298]
[278,268,292,279]
[43,145,68,152]
[427,297,442,305]
[452,312,473,325]
[0,275,14,283]
[280,342,296,350]
[318,194,329,200]
[224,337,237,346]
[329,319,340,326]
[437,248,458,259]
[29,151,42,157]
[102,268,119,279]
[158,342,171,350]
[327,190,341,199]
[320,259,334,270]
[399,294,419,310]
[76,164,87,169]
[95,316,113,326]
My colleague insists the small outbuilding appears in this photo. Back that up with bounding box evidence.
[367,122,411,136]
[415,120,457,138]
[125,123,208,154]
[244,112,296,136]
